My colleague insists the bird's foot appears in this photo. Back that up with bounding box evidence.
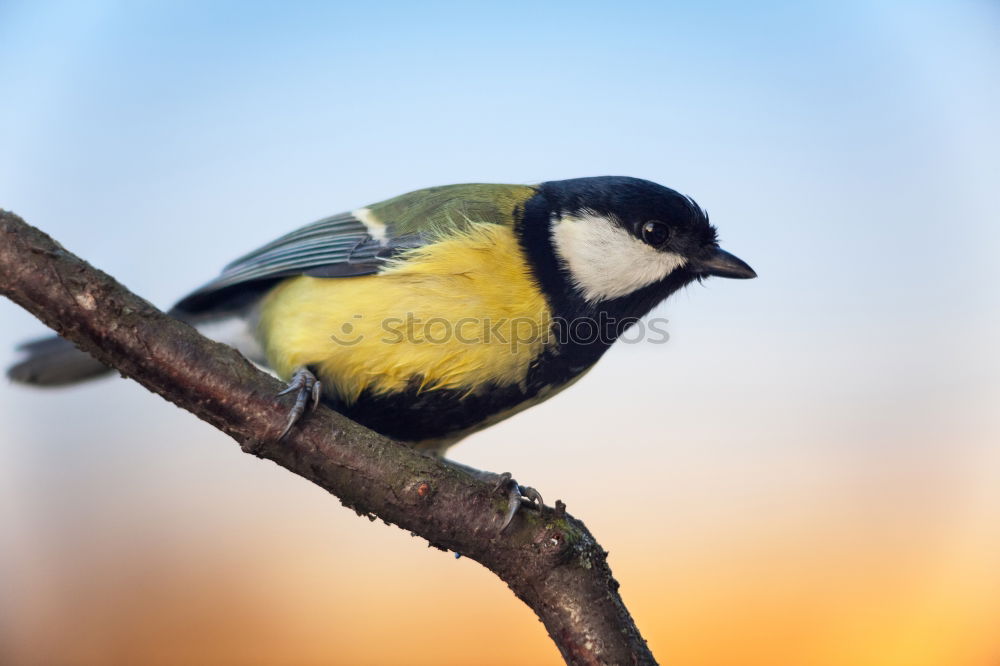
[438,461,546,533]
[494,471,545,532]
[277,367,321,439]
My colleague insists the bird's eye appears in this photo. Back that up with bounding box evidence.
[641,221,669,247]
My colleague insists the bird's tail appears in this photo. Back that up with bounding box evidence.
[7,335,112,386]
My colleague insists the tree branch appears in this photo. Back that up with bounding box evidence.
[0,209,657,666]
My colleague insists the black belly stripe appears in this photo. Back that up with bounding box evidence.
[312,342,600,444]
[325,381,529,443]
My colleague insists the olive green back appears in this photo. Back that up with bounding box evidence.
[368,183,536,236]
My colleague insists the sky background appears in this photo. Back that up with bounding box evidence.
[1,1,999,664]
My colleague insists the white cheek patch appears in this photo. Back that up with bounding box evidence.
[352,207,388,242]
[550,212,687,302]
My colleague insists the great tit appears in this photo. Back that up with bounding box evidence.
[9,176,755,523]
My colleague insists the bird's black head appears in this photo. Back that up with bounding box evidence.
[518,176,755,324]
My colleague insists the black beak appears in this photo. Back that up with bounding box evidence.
[695,248,757,279]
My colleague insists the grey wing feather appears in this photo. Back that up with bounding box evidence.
[171,211,425,316]
[207,212,371,289]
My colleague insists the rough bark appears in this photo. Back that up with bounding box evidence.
[0,209,657,666]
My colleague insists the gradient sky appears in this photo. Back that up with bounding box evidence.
[2,2,999,664]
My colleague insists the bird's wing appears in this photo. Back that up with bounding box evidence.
[171,183,536,316]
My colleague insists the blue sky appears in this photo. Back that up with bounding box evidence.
[3,0,997,404]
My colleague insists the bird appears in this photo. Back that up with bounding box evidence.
[8,176,756,528]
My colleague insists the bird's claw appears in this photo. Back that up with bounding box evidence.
[277,367,321,440]
[496,472,545,532]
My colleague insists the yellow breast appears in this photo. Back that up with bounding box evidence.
[256,224,553,403]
